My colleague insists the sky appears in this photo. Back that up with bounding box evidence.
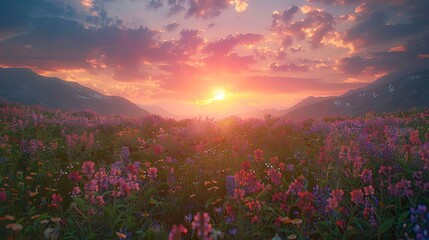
[0,0,429,117]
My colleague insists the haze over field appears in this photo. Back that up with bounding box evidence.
[1,0,428,117]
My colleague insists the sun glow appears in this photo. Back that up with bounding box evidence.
[193,88,231,105]
[213,89,226,101]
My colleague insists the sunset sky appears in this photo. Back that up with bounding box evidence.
[1,0,428,117]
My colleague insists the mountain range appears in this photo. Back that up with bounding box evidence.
[284,68,429,120]
[0,68,149,117]
[1,67,428,119]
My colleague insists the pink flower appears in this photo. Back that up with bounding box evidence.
[241,160,250,171]
[0,190,6,202]
[71,186,81,197]
[233,189,245,200]
[268,168,282,186]
[50,194,63,208]
[153,144,163,155]
[148,167,158,180]
[360,169,372,184]
[82,161,95,177]
[286,176,305,196]
[297,191,315,215]
[169,224,188,240]
[364,185,375,196]
[245,200,261,212]
[350,189,364,205]
[191,212,212,240]
[254,149,264,162]
[68,171,82,182]
[327,189,344,210]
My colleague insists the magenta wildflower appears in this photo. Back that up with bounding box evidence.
[297,191,316,215]
[169,224,188,240]
[360,169,373,184]
[68,171,82,182]
[191,212,212,240]
[0,190,6,202]
[268,168,282,186]
[327,189,344,210]
[50,194,63,208]
[82,161,95,177]
[364,185,375,196]
[254,149,264,162]
[350,189,364,205]
[233,189,245,200]
[148,167,158,180]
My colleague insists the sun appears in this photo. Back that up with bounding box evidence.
[213,89,226,101]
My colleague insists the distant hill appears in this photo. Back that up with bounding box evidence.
[284,68,429,120]
[139,104,182,119]
[0,68,149,117]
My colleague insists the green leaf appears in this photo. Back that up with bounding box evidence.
[398,211,410,222]
[378,218,394,236]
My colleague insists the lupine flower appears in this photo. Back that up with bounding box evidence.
[350,189,365,205]
[225,175,237,196]
[169,224,188,240]
[410,204,429,240]
[82,161,95,177]
[191,212,213,240]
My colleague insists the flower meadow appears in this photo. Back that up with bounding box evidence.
[0,102,428,240]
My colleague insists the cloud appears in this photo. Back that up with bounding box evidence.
[337,1,429,50]
[270,5,335,49]
[337,33,429,75]
[164,22,180,32]
[203,53,256,73]
[147,0,163,10]
[203,33,264,55]
[0,12,207,82]
[269,62,310,72]
[235,76,367,94]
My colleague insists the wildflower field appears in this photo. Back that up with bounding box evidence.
[0,102,428,240]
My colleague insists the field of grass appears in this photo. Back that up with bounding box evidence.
[0,102,428,239]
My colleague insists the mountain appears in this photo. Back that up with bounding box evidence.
[284,68,429,120]
[284,96,335,114]
[139,104,182,119]
[0,68,149,117]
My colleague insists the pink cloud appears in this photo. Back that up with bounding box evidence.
[270,5,335,49]
[203,33,264,55]
[269,62,309,72]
